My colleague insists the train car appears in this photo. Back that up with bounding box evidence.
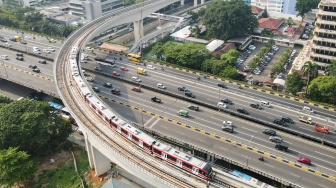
[152,141,213,181]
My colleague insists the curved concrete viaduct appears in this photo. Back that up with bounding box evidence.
[54,1,208,187]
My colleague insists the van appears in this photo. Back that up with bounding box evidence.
[178,110,188,117]
[302,106,314,113]
[260,100,271,108]
[0,55,9,60]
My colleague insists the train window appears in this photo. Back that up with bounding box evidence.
[199,170,205,176]
[111,123,117,128]
[183,162,192,170]
[143,143,151,150]
[91,104,96,110]
[154,148,161,155]
[98,110,103,116]
[121,128,128,135]
[167,155,176,162]
[133,136,139,143]
[105,117,109,122]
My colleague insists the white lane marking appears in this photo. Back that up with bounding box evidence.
[264,164,274,168]
[241,127,258,133]
[219,147,228,151]
[126,113,133,116]
[148,118,160,129]
[315,151,334,159]
[144,116,155,127]
[290,173,300,178]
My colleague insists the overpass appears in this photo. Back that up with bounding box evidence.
[54,1,210,187]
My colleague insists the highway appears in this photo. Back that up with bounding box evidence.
[93,85,336,188]
[87,72,336,176]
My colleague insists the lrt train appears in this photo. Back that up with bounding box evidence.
[68,46,213,181]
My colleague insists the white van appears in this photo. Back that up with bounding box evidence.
[303,106,314,113]
[0,55,9,60]
[260,100,271,108]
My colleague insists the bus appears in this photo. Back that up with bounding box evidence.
[127,53,141,63]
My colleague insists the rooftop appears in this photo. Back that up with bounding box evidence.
[258,18,283,30]
[206,39,225,52]
[250,5,263,15]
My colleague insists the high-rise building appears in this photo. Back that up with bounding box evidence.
[310,0,336,69]
[251,0,297,14]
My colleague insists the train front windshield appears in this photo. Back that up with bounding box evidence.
[203,163,213,178]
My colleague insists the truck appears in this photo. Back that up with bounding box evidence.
[275,142,288,152]
[298,116,312,124]
[136,67,147,75]
[315,123,329,134]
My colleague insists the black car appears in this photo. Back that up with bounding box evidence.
[250,103,260,109]
[29,64,37,69]
[221,98,233,104]
[92,87,100,92]
[32,68,40,73]
[218,83,227,88]
[16,56,24,61]
[263,129,276,136]
[273,118,286,126]
[111,88,120,95]
[178,86,188,91]
[237,108,249,115]
[282,116,294,124]
[185,91,194,98]
[151,96,161,103]
[16,53,23,56]
[188,104,199,111]
[39,60,47,64]
[103,83,112,88]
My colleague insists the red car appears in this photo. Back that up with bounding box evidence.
[120,66,128,71]
[132,87,141,92]
[297,157,311,165]
[112,71,120,76]
[242,68,250,72]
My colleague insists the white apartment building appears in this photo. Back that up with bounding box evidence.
[251,0,297,14]
[69,0,123,21]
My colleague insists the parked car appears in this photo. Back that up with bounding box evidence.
[297,157,311,165]
[269,136,283,143]
[263,129,276,136]
[237,108,249,114]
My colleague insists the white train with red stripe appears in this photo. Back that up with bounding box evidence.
[68,46,213,181]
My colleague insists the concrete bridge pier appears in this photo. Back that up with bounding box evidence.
[133,19,144,41]
[201,0,205,4]
[86,134,111,176]
[194,0,197,7]
[181,0,184,6]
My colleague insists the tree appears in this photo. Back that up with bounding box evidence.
[295,0,320,21]
[325,60,336,78]
[189,25,201,38]
[220,49,240,66]
[271,62,283,76]
[0,95,13,109]
[0,147,36,187]
[150,42,164,60]
[202,0,258,40]
[0,99,72,156]
[261,9,268,18]
[301,61,319,86]
[286,72,304,95]
[307,76,336,104]
[219,66,239,79]
[287,17,294,27]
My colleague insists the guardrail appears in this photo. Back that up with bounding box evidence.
[84,68,336,149]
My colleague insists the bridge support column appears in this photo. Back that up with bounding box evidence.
[133,19,144,42]
[85,136,94,169]
[201,0,204,4]
[194,0,197,7]
[181,0,184,6]
[91,143,111,176]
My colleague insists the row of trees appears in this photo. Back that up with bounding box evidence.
[0,97,72,186]
[248,39,275,69]
[271,49,292,76]
[151,42,240,79]
[0,7,79,38]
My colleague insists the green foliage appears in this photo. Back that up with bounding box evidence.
[220,49,240,66]
[0,99,72,156]
[287,17,294,26]
[202,0,258,40]
[271,62,283,76]
[0,7,79,37]
[261,9,268,18]
[301,61,319,85]
[189,25,201,38]
[0,147,36,187]
[307,76,336,104]
[325,60,336,78]
[150,42,164,60]
[295,0,320,19]
[0,95,13,109]
[261,29,275,37]
[286,72,304,95]
[219,66,239,79]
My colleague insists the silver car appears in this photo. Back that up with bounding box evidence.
[269,136,283,143]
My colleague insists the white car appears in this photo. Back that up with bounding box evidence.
[260,100,271,108]
[43,49,50,53]
[33,47,39,51]
[217,102,227,109]
[223,121,233,126]
[25,36,31,39]
[272,45,279,51]
[47,47,55,52]
[85,47,93,51]
[157,83,166,89]
[147,65,156,70]
[132,76,141,82]
[5,42,11,47]
[33,49,40,54]
[0,55,9,60]
[85,77,94,82]
[302,106,314,113]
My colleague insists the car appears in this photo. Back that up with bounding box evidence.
[85,47,93,51]
[0,55,9,60]
[242,68,250,72]
[272,45,279,51]
[94,67,102,71]
[147,65,156,70]
[132,87,141,92]
[111,88,121,95]
[85,77,94,82]
[132,76,141,82]
[178,86,188,91]
[1,38,7,42]
[103,83,112,88]
[269,136,283,143]
[112,71,120,76]
[120,66,128,71]
[263,129,276,136]
[32,68,40,73]
[302,106,314,113]
[92,87,100,92]
[273,118,286,126]
[250,103,260,109]
[29,64,37,69]
[185,91,194,98]
[97,42,103,45]
[217,102,227,109]
[16,53,23,56]
[32,47,39,51]
[178,110,189,117]
[39,60,47,64]
[16,56,24,61]
[151,96,161,103]
[43,49,50,53]
[20,40,27,44]
[157,83,166,89]
[47,47,55,52]
[237,108,249,114]
[221,98,233,105]
[33,49,40,54]
[260,100,271,108]
[188,104,199,111]
[282,116,294,124]
[223,121,233,126]
[297,157,311,165]
[49,39,57,43]
[218,83,227,88]
[276,73,283,78]
[222,125,233,133]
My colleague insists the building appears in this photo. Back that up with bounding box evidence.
[254,17,283,34]
[69,0,124,21]
[251,0,297,14]
[251,5,264,17]
[244,0,251,4]
[310,0,336,69]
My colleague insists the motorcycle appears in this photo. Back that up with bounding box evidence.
[258,157,264,161]
[197,77,201,80]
